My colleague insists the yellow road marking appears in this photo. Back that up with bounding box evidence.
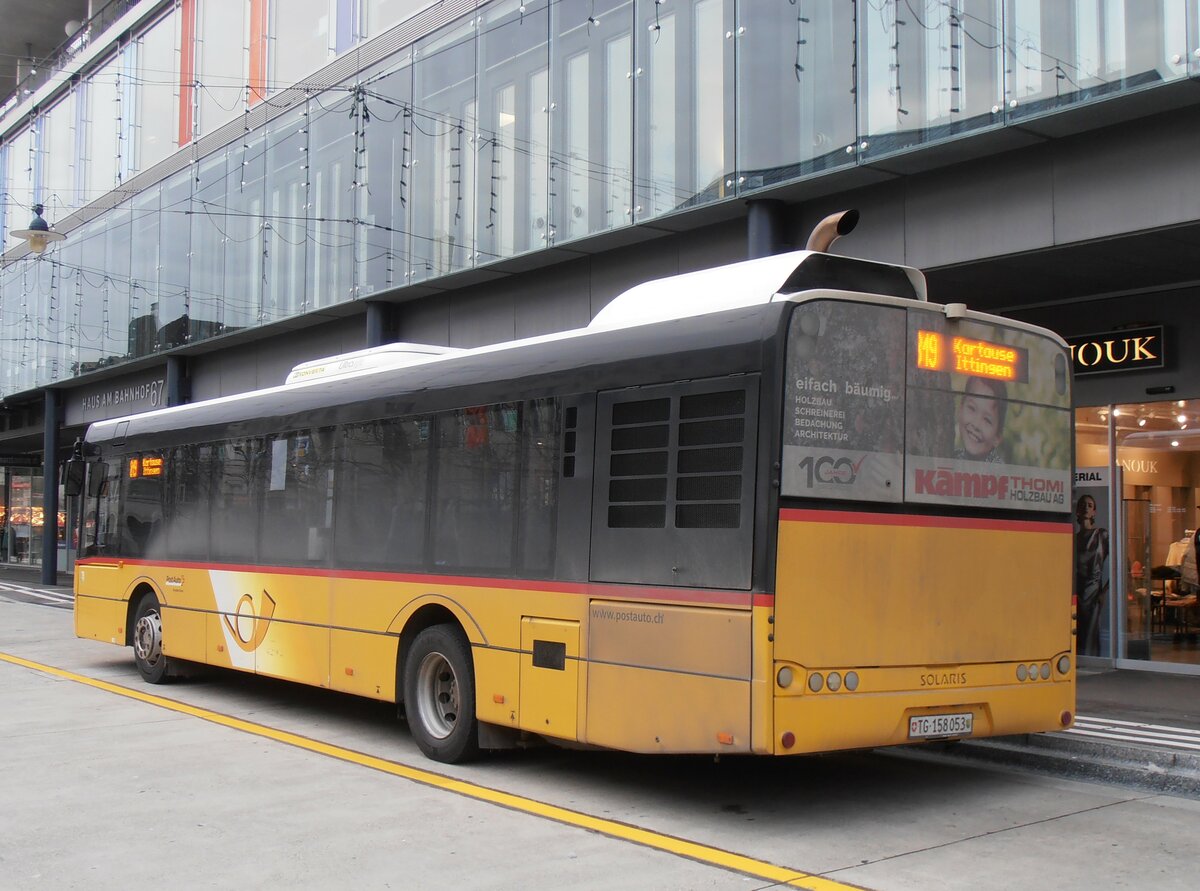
[1,650,865,891]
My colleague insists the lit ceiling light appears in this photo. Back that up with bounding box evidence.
[1178,401,1187,407]
[1171,440,1180,447]
[1138,418,1147,427]
[1112,409,1122,417]
[11,204,65,255]
[1178,414,1188,424]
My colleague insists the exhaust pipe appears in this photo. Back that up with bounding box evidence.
[805,209,859,253]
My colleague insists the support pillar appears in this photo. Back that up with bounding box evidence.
[41,388,60,586]
[747,199,787,259]
[365,302,392,348]
[166,355,189,407]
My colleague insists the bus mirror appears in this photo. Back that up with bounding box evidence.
[87,463,108,498]
[63,460,85,497]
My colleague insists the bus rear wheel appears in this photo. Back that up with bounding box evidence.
[132,593,172,684]
[403,624,480,763]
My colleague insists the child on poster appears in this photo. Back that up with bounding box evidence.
[953,376,1007,463]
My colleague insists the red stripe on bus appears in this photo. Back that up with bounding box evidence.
[74,558,766,607]
[778,508,1071,534]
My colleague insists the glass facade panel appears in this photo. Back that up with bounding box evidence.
[635,0,734,219]
[103,202,134,368]
[224,133,267,333]
[129,185,161,356]
[357,54,413,296]
[136,8,180,169]
[411,18,477,279]
[475,1,550,262]
[3,1,1198,396]
[859,0,1004,158]
[72,219,108,378]
[1004,0,1190,121]
[365,0,428,37]
[549,0,634,243]
[263,108,309,322]
[43,92,78,214]
[271,0,332,91]
[4,127,36,251]
[197,0,248,138]
[158,171,193,349]
[307,89,357,308]
[190,152,227,338]
[84,55,123,205]
[737,0,856,189]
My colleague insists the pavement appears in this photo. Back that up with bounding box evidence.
[3,563,1199,797]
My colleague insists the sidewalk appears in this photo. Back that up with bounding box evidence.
[0,562,73,591]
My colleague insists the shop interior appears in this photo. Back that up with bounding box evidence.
[1076,399,1200,669]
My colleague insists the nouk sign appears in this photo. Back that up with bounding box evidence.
[1065,325,1164,376]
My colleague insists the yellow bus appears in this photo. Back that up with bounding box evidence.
[70,213,1075,763]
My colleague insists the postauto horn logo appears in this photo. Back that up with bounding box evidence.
[223,590,277,652]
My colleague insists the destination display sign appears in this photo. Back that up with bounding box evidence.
[916,330,1028,383]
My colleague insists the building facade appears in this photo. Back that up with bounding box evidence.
[3,0,1200,674]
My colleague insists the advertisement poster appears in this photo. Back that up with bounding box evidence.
[781,302,906,502]
[1073,467,1111,658]
[903,313,1072,513]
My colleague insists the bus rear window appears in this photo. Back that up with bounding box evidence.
[782,300,1071,512]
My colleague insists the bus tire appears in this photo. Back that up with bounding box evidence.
[403,624,480,763]
[132,593,172,684]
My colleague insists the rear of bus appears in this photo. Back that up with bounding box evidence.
[772,295,1074,753]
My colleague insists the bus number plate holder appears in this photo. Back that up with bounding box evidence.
[908,712,973,740]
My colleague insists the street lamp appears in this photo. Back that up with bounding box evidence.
[11,204,65,255]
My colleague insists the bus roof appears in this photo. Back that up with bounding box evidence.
[589,250,926,330]
[83,252,941,447]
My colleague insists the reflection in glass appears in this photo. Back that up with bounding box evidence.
[158,172,193,349]
[550,0,635,243]
[636,0,734,219]
[224,135,266,332]
[737,1,856,189]
[307,90,356,308]
[1004,0,1189,120]
[102,203,133,367]
[190,153,227,338]
[859,0,1004,156]
[358,55,413,296]
[412,19,477,280]
[475,1,550,263]
[70,222,106,379]
[263,108,309,323]
[129,186,160,356]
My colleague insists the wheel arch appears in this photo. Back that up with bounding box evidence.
[393,602,474,706]
[123,579,161,647]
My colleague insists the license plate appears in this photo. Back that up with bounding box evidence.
[908,712,973,739]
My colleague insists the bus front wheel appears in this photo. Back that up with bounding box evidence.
[132,593,172,684]
[403,624,480,763]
